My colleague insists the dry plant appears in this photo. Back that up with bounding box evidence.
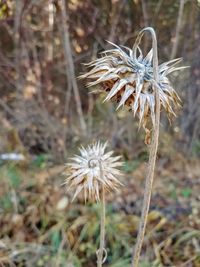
[81,27,184,266]
[62,141,123,267]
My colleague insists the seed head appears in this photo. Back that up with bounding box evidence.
[80,41,185,129]
[62,142,123,202]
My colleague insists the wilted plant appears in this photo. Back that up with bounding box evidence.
[80,31,184,144]
[80,27,184,266]
[62,141,123,267]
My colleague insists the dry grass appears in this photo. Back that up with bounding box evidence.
[0,149,200,267]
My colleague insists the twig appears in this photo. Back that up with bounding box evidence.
[131,27,160,267]
[14,0,23,94]
[60,0,86,135]
[180,255,198,267]
[152,0,164,25]
[141,0,149,28]
[170,0,185,60]
[108,0,124,43]
[0,99,20,121]
[141,0,149,53]
[47,0,54,62]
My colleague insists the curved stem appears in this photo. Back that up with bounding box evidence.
[97,185,106,267]
[132,27,160,267]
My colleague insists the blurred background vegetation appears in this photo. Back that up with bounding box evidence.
[0,0,200,266]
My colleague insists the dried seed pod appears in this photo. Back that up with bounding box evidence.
[62,142,123,201]
[80,41,185,130]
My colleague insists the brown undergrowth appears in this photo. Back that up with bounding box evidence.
[0,151,200,267]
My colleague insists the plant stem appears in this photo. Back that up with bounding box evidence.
[60,0,87,135]
[97,185,106,267]
[170,0,185,60]
[132,27,160,267]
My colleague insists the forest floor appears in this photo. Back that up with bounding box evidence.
[0,152,200,267]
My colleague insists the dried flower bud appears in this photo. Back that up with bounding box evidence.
[62,142,123,201]
[80,41,185,129]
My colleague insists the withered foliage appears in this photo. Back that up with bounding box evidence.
[0,155,200,266]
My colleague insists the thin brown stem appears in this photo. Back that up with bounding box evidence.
[170,0,185,60]
[97,186,106,267]
[47,0,54,62]
[60,0,86,135]
[132,27,160,267]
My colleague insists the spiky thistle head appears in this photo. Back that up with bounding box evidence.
[62,141,123,202]
[80,41,185,130]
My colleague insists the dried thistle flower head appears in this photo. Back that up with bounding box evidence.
[63,142,123,202]
[80,41,185,129]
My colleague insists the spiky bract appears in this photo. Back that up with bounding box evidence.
[63,142,123,201]
[80,42,184,129]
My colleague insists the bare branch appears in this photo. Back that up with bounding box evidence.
[60,0,86,134]
[170,0,185,59]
